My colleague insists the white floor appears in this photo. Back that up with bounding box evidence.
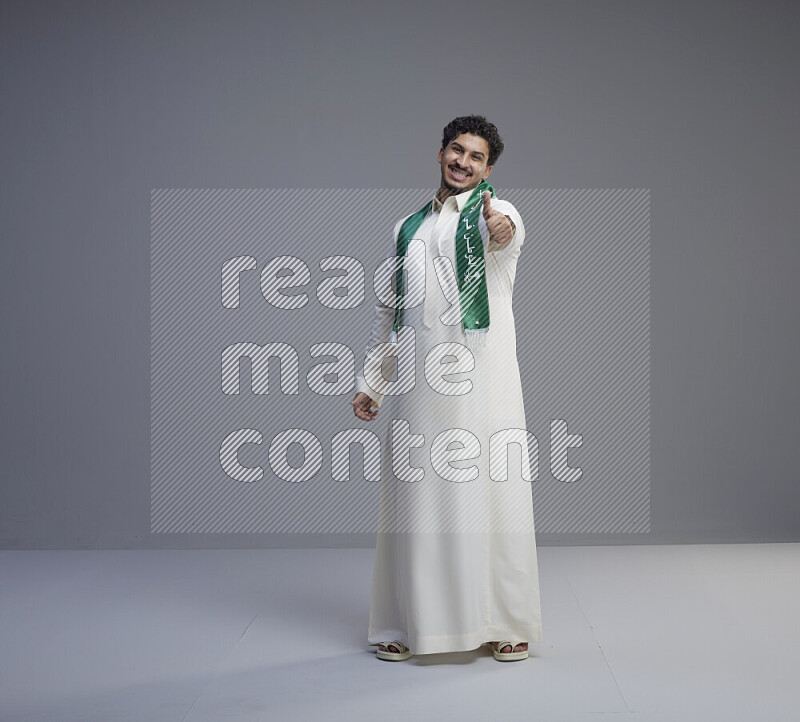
[1,543,798,721]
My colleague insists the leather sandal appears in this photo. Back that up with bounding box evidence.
[488,640,528,661]
[376,640,413,661]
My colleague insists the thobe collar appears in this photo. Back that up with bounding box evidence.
[431,183,484,215]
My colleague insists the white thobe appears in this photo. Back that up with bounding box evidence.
[356,186,543,655]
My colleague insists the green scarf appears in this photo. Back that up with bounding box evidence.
[390,179,495,349]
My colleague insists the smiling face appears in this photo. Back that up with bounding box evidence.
[437,132,493,195]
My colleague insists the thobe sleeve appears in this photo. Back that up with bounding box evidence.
[353,218,404,408]
[480,199,526,295]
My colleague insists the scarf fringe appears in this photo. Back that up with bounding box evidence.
[392,326,488,350]
[464,327,489,350]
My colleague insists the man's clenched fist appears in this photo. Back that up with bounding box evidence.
[351,391,379,421]
[482,190,515,246]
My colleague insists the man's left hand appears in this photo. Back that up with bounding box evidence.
[482,191,515,246]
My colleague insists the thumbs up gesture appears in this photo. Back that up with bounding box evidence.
[482,191,515,246]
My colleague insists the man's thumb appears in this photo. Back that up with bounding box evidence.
[482,190,493,217]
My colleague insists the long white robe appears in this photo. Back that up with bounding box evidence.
[356,186,543,655]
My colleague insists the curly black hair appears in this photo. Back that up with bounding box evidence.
[441,115,504,167]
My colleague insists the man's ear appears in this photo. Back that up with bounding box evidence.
[437,148,443,163]
[483,165,493,180]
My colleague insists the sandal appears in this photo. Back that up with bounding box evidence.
[376,640,413,661]
[488,640,528,661]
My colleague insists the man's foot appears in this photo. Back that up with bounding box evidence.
[376,640,413,661]
[488,640,529,661]
[490,641,528,654]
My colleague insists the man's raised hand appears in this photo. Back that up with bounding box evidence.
[482,190,514,246]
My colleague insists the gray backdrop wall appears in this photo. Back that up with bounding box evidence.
[1,0,798,548]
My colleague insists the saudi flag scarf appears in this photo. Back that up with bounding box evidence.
[390,179,495,350]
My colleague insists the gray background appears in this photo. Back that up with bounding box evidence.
[1,0,797,548]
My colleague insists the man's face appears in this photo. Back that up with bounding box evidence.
[437,132,493,193]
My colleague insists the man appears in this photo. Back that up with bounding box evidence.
[351,115,542,662]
